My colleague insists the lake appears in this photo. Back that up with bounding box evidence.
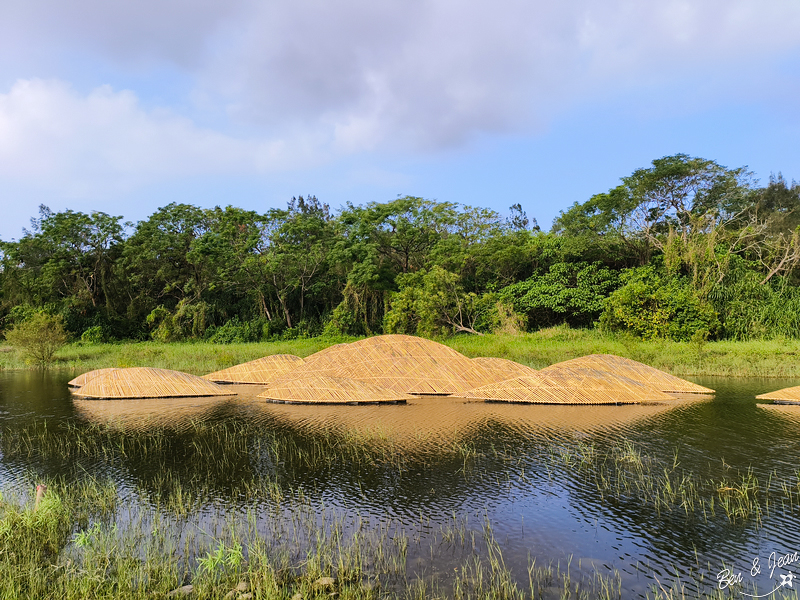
[2,370,800,599]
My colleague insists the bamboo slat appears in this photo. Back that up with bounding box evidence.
[72,367,237,399]
[540,354,715,394]
[462,367,674,404]
[257,375,411,405]
[271,334,500,395]
[471,357,538,381]
[756,386,800,403]
[202,354,304,384]
[68,368,120,388]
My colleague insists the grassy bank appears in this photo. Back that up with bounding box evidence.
[2,327,800,377]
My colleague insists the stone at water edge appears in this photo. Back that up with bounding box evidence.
[167,584,194,597]
[314,577,335,588]
[235,581,249,593]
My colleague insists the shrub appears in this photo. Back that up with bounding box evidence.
[80,325,107,344]
[4,312,69,366]
[207,317,264,344]
[599,266,720,341]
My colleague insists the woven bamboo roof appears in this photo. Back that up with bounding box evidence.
[539,354,715,394]
[471,357,538,381]
[463,367,674,404]
[72,367,237,399]
[68,368,120,388]
[257,375,411,404]
[202,354,305,384]
[756,386,800,403]
[272,335,499,395]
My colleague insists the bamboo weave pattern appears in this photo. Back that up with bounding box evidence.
[72,367,236,399]
[202,354,304,384]
[539,354,715,394]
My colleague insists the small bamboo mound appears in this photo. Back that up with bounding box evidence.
[68,368,120,388]
[202,354,305,384]
[72,367,237,399]
[463,367,674,404]
[273,343,353,382]
[471,357,538,381]
[539,354,715,394]
[257,376,411,405]
[756,386,800,404]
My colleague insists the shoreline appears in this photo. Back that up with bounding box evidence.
[2,328,800,378]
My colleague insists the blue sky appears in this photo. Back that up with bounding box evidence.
[1,0,799,240]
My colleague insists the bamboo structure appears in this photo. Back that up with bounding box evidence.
[72,367,237,399]
[471,357,538,381]
[68,368,119,388]
[257,375,412,405]
[462,367,674,404]
[539,354,715,394]
[202,354,305,384]
[756,386,800,403]
[271,335,499,395]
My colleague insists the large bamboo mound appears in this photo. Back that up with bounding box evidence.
[269,335,497,395]
[72,367,237,399]
[68,368,119,388]
[540,354,715,394]
[322,335,499,395]
[471,357,538,381]
[463,367,674,404]
[257,375,411,404]
[202,354,305,384]
[756,386,800,403]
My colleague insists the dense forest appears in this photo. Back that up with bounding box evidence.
[2,154,799,344]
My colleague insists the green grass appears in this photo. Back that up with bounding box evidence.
[3,326,800,377]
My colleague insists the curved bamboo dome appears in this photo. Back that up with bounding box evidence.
[303,335,499,395]
[72,367,236,400]
[471,357,538,381]
[539,354,715,395]
[202,354,305,384]
[269,335,497,395]
[68,367,120,388]
[463,367,674,404]
[257,375,411,405]
[756,386,800,404]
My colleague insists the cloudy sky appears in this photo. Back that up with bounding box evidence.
[1,0,799,239]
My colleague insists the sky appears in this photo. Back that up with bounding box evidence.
[1,0,799,240]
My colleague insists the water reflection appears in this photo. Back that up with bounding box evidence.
[2,371,800,599]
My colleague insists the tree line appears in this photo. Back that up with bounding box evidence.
[2,154,799,344]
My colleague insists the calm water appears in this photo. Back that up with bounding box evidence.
[2,370,800,598]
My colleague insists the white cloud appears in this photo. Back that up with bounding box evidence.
[0,79,321,197]
[0,0,799,172]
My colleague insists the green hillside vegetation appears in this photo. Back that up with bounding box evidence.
[2,154,799,359]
